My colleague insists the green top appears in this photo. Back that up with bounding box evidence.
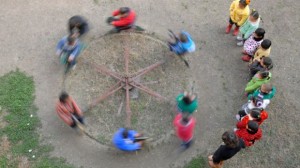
[248,86,276,100]
[176,93,198,114]
[239,18,260,39]
[245,72,272,93]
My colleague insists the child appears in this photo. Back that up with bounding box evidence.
[112,128,145,151]
[252,39,272,62]
[239,93,270,118]
[249,57,273,78]
[106,7,136,32]
[168,31,196,56]
[242,28,265,62]
[56,92,84,128]
[208,131,245,168]
[173,112,196,149]
[56,34,82,69]
[68,15,89,37]
[248,83,276,100]
[235,121,262,147]
[236,108,268,129]
[237,9,260,46]
[245,70,272,94]
[176,91,198,114]
[226,0,250,36]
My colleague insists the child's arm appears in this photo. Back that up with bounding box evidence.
[229,1,236,17]
[244,26,257,39]
[245,81,259,93]
[112,9,120,16]
[56,37,65,55]
[237,12,249,26]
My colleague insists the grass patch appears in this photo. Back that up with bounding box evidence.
[184,155,207,168]
[0,70,74,168]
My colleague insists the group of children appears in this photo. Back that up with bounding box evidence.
[208,0,276,167]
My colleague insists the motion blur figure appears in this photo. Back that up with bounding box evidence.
[68,15,89,37]
[106,7,137,33]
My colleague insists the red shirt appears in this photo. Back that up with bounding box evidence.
[112,9,136,27]
[235,128,262,147]
[173,114,196,142]
[236,110,268,129]
[56,97,82,126]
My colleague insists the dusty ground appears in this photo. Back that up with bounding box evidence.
[0,0,300,168]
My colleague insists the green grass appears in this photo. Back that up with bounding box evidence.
[184,155,207,168]
[0,70,74,168]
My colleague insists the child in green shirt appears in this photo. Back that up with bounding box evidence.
[176,91,198,114]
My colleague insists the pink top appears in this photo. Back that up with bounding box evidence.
[173,114,196,142]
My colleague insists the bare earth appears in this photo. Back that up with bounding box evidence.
[0,0,300,168]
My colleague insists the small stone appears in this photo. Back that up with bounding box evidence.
[27,123,30,126]
[30,114,33,117]
[32,155,35,158]
[29,149,32,152]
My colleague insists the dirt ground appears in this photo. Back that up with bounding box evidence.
[0,0,300,168]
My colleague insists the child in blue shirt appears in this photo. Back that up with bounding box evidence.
[112,128,144,151]
[56,34,82,68]
[168,31,196,56]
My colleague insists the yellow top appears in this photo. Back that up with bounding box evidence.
[253,46,272,62]
[230,0,250,26]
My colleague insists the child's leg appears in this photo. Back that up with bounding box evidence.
[226,18,234,33]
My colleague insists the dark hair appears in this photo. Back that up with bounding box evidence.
[179,33,188,43]
[260,70,269,78]
[255,28,265,39]
[247,121,259,134]
[67,34,76,44]
[250,9,259,20]
[250,108,261,121]
[181,112,190,125]
[239,0,249,6]
[261,39,272,49]
[122,128,129,138]
[119,7,130,15]
[262,57,273,70]
[222,131,239,148]
[183,95,193,104]
[59,91,69,103]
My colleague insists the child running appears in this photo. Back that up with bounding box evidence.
[242,28,266,62]
[173,112,196,149]
[237,9,260,46]
[226,0,250,36]
[175,91,198,114]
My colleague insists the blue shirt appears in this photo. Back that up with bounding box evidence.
[112,128,141,151]
[56,36,81,59]
[171,31,196,55]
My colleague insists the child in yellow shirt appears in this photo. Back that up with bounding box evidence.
[226,0,250,36]
[252,39,272,62]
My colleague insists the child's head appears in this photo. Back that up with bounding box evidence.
[254,28,265,39]
[59,91,70,103]
[250,108,262,121]
[259,70,270,79]
[119,7,130,17]
[261,57,273,70]
[181,112,190,125]
[260,83,273,94]
[182,92,194,104]
[239,0,250,8]
[249,9,259,22]
[179,33,188,43]
[261,39,272,50]
[247,120,259,134]
[222,131,239,148]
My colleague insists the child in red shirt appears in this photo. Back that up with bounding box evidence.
[173,113,196,149]
[107,7,136,32]
[235,121,262,147]
[236,108,268,129]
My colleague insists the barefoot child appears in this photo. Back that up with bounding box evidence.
[226,0,250,36]
[242,28,265,62]
[237,9,260,46]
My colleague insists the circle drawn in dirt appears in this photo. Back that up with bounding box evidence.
[64,32,188,146]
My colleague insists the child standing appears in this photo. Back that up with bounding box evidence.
[248,83,276,100]
[235,121,262,147]
[242,28,266,62]
[245,71,272,94]
[208,131,245,168]
[249,57,273,78]
[252,39,272,62]
[237,10,260,46]
[236,108,268,129]
[226,0,250,36]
